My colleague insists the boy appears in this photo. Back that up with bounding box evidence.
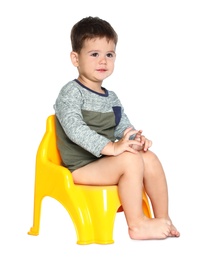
[54,16,180,239]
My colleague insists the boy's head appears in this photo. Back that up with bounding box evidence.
[70,16,118,53]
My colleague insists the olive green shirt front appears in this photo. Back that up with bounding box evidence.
[54,79,134,172]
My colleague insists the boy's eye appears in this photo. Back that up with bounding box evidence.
[91,52,98,57]
[107,53,114,58]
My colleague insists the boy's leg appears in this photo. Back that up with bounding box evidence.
[141,150,169,218]
[72,151,173,240]
[141,150,180,237]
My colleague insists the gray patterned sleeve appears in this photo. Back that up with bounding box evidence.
[54,83,110,157]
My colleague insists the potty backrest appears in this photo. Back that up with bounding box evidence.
[37,115,62,166]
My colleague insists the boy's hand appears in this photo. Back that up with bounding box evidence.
[101,128,141,156]
[133,130,152,152]
[101,128,152,156]
[112,128,140,155]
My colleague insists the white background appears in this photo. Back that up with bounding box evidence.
[1,0,210,259]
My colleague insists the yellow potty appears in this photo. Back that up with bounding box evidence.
[28,115,153,245]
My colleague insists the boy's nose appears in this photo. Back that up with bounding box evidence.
[99,57,107,64]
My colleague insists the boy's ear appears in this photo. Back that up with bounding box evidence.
[70,51,79,67]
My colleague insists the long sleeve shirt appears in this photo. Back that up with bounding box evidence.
[54,79,134,172]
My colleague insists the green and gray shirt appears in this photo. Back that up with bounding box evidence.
[54,79,134,172]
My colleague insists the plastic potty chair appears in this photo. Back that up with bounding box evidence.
[28,115,153,245]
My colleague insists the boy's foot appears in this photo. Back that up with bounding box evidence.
[128,217,178,240]
[169,223,180,237]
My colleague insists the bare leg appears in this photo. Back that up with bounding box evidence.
[72,151,178,240]
[141,150,180,237]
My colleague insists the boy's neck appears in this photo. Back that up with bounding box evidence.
[77,77,104,93]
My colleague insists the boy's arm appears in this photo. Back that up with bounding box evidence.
[54,85,110,157]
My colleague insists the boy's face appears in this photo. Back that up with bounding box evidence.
[71,37,116,84]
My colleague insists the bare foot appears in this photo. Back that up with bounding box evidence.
[169,223,180,237]
[128,217,172,240]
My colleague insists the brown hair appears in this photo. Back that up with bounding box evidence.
[70,16,118,53]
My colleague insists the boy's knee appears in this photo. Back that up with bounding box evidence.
[141,150,159,164]
[122,152,144,168]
